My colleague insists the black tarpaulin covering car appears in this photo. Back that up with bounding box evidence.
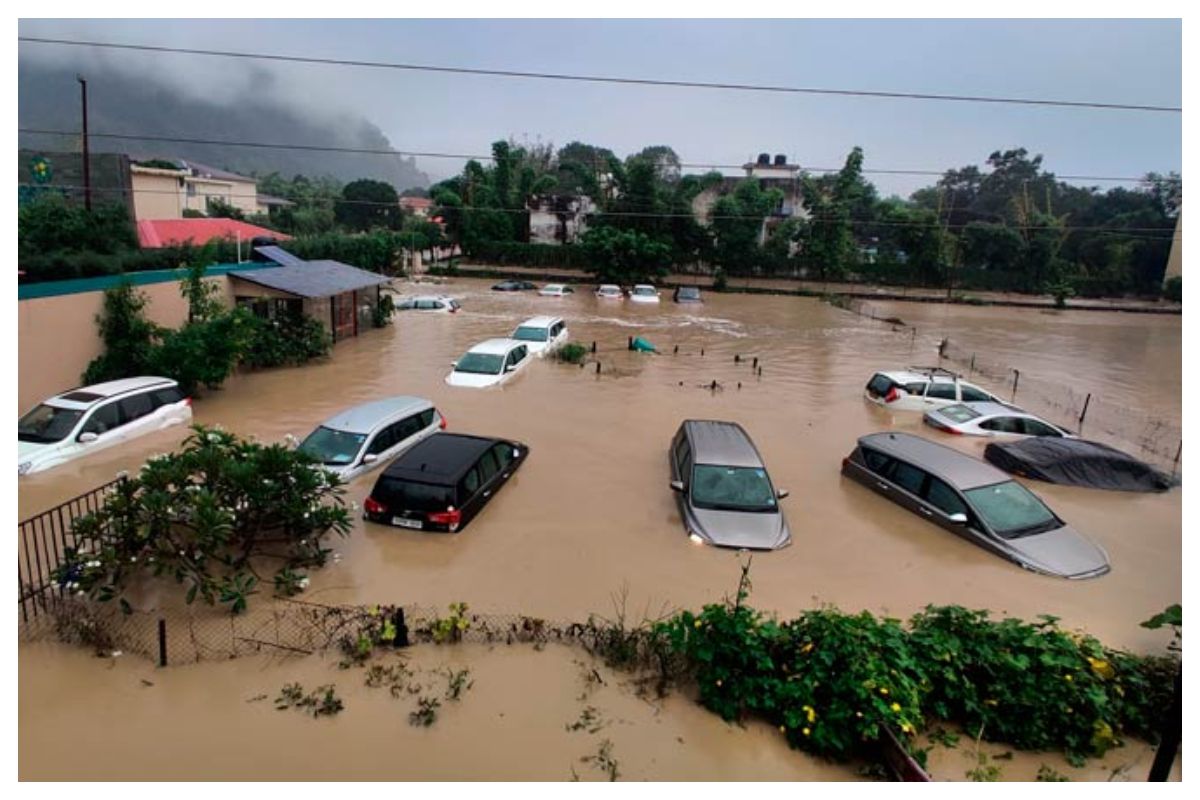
[983,438,1172,492]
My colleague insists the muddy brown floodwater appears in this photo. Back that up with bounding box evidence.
[19,277,1182,780]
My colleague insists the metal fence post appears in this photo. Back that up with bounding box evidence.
[1078,393,1092,432]
[1011,369,1021,401]
[158,618,168,667]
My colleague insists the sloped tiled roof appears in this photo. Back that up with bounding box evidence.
[228,260,390,299]
[137,219,291,248]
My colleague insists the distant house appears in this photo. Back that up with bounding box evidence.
[400,196,434,218]
[527,194,596,245]
[690,153,809,245]
[136,218,291,249]
[256,194,294,215]
[129,158,261,220]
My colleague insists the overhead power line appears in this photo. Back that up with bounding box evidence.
[17,36,1183,114]
[17,182,1180,240]
[17,127,1181,185]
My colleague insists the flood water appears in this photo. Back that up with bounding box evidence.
[19,277,1183,779]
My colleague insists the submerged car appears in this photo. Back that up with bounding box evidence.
[297,396,445,482]
[984,437,1172,493]
[924,402,1073,439]
[19,377,192,476]
[595,284,624,300]
[363,433,529,533]
[538,284,575,297]
[492,280,538,292]
[446,339,532,388]
[396,295,461,313]
[630,284,661,304]
[510,316,569,357]
[669,420,791,550]
[673,286,703,304]
[841,432,1110,579]
[865,367,1001,412]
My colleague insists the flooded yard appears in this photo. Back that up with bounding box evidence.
[19,277,1182,779]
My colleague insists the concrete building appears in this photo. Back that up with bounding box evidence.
[129,158,261,220]
[400,196,434,218]
[690,153,808,245]
[527,194,596,245]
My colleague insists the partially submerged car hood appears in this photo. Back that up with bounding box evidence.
[1007,524,1110,579]
[18,440,50,462]
[689,507,791,550]
[446,371,502,388]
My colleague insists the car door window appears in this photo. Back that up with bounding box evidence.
[980,417,1023,434]
[886,460,929,496]
[960,385,992,402]
[149,386,186,408]
[460,467,481,498]
[925,477,969,517]
[491,443,514,471]
[1020,418,1062,437]
[676,438,692,475]
[419,409,436,429]
[514,346,527,363]
[476,450,501,484]
[926,383,958,401]
[366,425,395,456]
[904,381,929,396]
[118,393,154,424]
[397,414,424,441]
[861,448,893,475]
[81,402,122,436]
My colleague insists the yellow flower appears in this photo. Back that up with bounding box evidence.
[800,643,814,654]
[879,687,889,696]
[984,699,998,707]
[1088,657,1115,680]
[802,727,811,736]
[1064,674,1074,682]
[900,722,913,734]
[694,619,702,628]
[805,706,816,723]
[779,725,786,733]
[891,702,901,713]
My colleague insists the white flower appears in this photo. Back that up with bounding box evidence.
[111,650,123,657]
[303,512,310,519]
[299,539,307,546]
[75,590,85,597]
[298,578,310,589]
[207,433,220,442]
[86,560,101,568]
[179,550,186,557]
[349,501,359,512]
[130,556,138,563]
[115,470,129,480]
[332,553,342,564]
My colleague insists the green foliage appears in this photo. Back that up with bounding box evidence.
[409,696,441,727]
[465,240,591,269]
[336,178,402,231]
[53,425,352,614]
[274,682,345,717]
[19,193,138,262]
[241,313,332,369]
[82,281,161,385]
[1141,604,1182,631]
[430,602,472,644]
[652,574,1179,765]
[1036,764,1071,781]
[712,267,728,291]
[579,226,671,284]
[556,343,588,365]
[1044,277,1076,309]
[150,307,254,396]
[799,146,869,281]
[373,294,395,328]
[444,668,473,701]
[1163,276,1182,303]
[205,196,245,221]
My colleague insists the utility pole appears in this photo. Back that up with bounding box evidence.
[78,75,91,211]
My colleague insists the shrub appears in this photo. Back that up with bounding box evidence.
[82,281,162,385]
[712,267,728,292]
[372,294,395,328]
[242,313,332,369]
[556,343,588,364]
[54,426,353,614]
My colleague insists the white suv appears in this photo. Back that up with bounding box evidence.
[397,295,461,313]
[510,316,569,357]
[18,377,192,475]
[298,396,445,482]
[864,368,1001,412]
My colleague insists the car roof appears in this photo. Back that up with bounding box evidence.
[949,401,1030,418]
[406,294,453,302]
[683,420,765,468]
[467,338,520,355]
[49,376,177,409]
[319,396,433,434]
[381,433,505,485]
[515,315,561,328]
[876,368,966,384]
[857,432,1009,490]
[633,284,656,290]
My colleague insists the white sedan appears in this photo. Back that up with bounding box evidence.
[510,316,569,357]
[446,339,532,388]
[396,295,461,313]
[629,284,661,303]
[595,284,624,299]
[924,402,1075,439]
[538,284,575,297]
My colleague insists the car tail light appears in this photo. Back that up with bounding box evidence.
[364,496,387,515]
[438,412,447,430]
[884,387,899,403]
[427,507,461,531]
[842,457,850,469]
[184,397,193,407]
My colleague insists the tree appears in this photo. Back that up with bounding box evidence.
[19,193,138,259]
[335,179,402,231]
[580,226,672,284]
[961,222,1025,272]
[205,196,245,221]
[710,179,783,275]
[631,145,682,184]
[797,146,866,280]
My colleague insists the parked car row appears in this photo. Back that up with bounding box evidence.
[490,279,702,304]
[445,315,570,389]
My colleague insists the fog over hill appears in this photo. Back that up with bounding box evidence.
[18,60,429,190]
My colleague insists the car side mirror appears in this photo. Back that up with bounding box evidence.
[776,489,789,499]
[450,361,458,368]
[362,453,378,465]
[77,431,98,444]
[669,480,685,493]
[948,512,968,525]
[505,364,516,372]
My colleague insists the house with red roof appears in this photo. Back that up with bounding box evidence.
[136,218,291,249]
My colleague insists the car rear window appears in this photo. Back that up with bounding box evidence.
[960,385,993,402]
[377,478,455,512]
[940,405,981,423]
[866,374,896,397]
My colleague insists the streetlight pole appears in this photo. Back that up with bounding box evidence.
[77,75,91,211]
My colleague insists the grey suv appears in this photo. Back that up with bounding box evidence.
[669,420,791,550]
[841,432,1109,579]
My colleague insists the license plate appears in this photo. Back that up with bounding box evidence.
[392,517,423,530]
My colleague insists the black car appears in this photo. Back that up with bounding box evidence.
[673,286,703,303]
[363,433,528,532]
[492,280,538,292]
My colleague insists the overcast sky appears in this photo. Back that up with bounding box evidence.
[18,18,1182,195]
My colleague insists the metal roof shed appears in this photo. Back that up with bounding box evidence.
[229,260,391,342]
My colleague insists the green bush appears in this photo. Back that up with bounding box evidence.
[82,282,162,385]
[241,313,332,369]
[372,294,395,328]
[1163,276,1182,303]
[712,267,728,292]
[653,575,1179,765]
[556,342,588,364]
[54,426,353,614]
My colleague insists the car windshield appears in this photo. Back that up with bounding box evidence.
[299,426,367,465]
[678,288,700,299]
[940,405,981,423]
[690,465,778,512]
[512,326,549,342]
[455,352,504,375]
[19,404,84,444]
[633,286,655,296]
[964,481,1059,539]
